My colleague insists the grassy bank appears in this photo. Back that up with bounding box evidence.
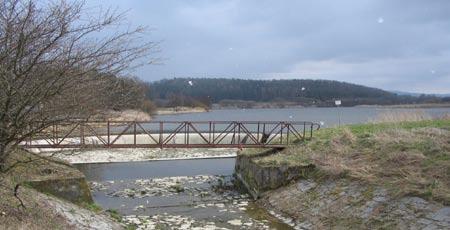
[242,118,450,204]
[2,148,82,182]
[0,149,119,229]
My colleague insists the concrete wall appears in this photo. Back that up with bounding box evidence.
[27,176,93,205]
[234,149,315,199]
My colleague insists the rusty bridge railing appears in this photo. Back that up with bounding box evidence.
[23,120,320,149]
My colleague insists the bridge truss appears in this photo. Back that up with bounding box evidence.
[23,121,320,149]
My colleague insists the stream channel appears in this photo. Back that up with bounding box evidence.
[75,157,293,229]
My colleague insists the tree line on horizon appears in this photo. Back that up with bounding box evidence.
[146,78,447,108]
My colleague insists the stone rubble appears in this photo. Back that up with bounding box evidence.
[90,175,236,199]
[123,214,231,230]
[90,175,287,229]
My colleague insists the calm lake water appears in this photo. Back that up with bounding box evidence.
[153,107,450,128]
[76,107,450,229]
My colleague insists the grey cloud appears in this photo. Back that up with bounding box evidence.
[91,0,450,93]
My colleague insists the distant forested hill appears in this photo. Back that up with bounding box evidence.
[148,78,442,107]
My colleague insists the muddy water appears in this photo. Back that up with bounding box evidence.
[75,158,293,229]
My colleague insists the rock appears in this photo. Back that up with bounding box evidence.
[429,207,450,222]
[227,219,242,226]
[296,221,313,230]
[372,188,387,202]
[401,197,430,210]
[284,217,294,225]
[422,225,441,230]
[91,174,284,229]
[179,223,191,229]
[297,180,317,193]
[417,218,433,225]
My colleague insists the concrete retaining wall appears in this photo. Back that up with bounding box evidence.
[27,176,93,205]
[235,148,315,199]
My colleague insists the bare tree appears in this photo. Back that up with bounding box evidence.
[0,0,159,171]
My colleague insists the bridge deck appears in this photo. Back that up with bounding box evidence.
[23,121,320,149]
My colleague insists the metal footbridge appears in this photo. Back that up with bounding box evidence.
[23,120,320,149]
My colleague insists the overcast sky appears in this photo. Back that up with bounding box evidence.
[90,0,450,94]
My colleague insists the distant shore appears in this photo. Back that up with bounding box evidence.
[210,102,450,110]
[356,103,450,108]
[155,106,208,115]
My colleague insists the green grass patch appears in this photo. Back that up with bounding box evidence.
[106,209,122,222]
[83,202,102,213]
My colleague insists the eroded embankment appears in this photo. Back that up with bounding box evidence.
[236,119,450,229]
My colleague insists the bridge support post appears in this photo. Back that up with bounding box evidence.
[159,122,163,149]
[80,123,85,146]
[107,121,110,147]
[133,122,137,146]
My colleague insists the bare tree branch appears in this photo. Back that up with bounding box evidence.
[0,0,159,170]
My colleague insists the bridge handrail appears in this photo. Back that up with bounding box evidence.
[50,120,319,124]
[23,120,321,149]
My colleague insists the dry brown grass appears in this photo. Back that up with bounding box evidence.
[441,113,450,120]
[3,149,82,183]
[256,119,450,204]
[0,149,84,229]
[371,110,432,123]
[310,153,349,178]
[0,177,70,230]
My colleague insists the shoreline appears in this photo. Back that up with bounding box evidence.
[155,106,208,115]
[355,103,450,108]
[209,103,450,110]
